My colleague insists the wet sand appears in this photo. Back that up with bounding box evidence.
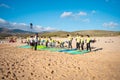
[0,36,120,80]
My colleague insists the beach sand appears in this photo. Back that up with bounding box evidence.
[0,36,120,80]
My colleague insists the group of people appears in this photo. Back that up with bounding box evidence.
[26,33,94,51]
[67,34,92,51]
[27,33,39,50]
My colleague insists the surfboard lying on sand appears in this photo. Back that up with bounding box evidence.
[19,45,90,54]
[58,49,90,54]
[19,45,46,49]
[19,45,32,48]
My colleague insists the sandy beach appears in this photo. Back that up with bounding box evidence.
[0,36,120,80]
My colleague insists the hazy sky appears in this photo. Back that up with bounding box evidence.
[0,0,120,32]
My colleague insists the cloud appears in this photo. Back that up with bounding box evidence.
[0,18,58,32]
[103,22,118,28]
[82,19,90,23]
[60,11,90,23]
[0,18,7,23]
[0,3,10,8]
[34,25,58,32]
[78,11,87,16]
[10,22,28,30]
[60,11,88,18]
[0,18,10,27]
[91,10,96,14]
[60,12,73,18]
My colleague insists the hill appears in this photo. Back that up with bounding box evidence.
[40,30,120,37]
[0,27,10,33]
[40,31,70,37]
[0,27,30,34]
[0,27,120,39]
[72,30,120,36]
[0,27,31,39]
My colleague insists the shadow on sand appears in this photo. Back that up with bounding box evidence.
[92,48,103,52]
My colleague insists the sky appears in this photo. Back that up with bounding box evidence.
[0,0,120,32]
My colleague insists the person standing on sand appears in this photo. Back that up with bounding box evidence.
[75,34,81,50]
[26,36,30,45]
[45,37,49,47]
[80,35,84,50]
[34,33,39,50]
[29,36,35,50]
[86,35,91,51]
[40,36,44,45]
[49,37,53,48]
[67,34,73,49]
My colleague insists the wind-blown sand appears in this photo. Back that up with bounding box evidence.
[0,36,120,80]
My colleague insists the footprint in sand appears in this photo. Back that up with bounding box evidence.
[48,63,50,66]
[22,75,24,77]
[11,64,14,67]
[5,75,8,78]
[31,72,33,76]
[43,66,46,69]
[51,70,54,74]
[44,76,48,79]
[7,68,10,70]
[2,76,5,79]
[16,61,18,64]
[21,65,24,66]
[22,70,24,72]
[18,71,21,73]
[7,71,11,75]
[92,76,95,80]
[34,75,37,77]
[0,68,3,73]
[61,74,65,77]
[78,67,80,70]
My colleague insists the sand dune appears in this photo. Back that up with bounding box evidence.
[0,36,120,80]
